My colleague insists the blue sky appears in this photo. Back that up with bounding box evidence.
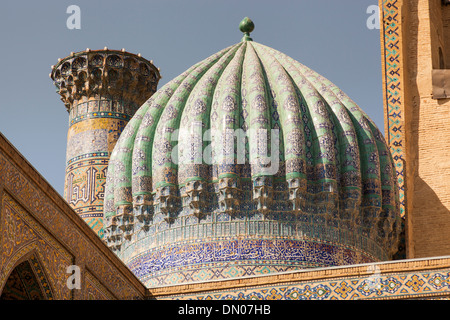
[0,0,383,196]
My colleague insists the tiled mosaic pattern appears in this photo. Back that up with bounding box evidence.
[161,267,450,300]
[65,115,128,238]
[104,38,401,287]
[0,192,73,299]
[84,270,116,300]
[0,140,147,299]
[127,237,380,288]
[381,0,404,218]
[0,258,53,300]
[380,0,406,258]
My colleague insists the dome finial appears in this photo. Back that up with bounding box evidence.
[239,17,254,42]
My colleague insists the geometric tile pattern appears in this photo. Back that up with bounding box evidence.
[160,266,450,300]
[380,0,406,259]
[28,255,54,300]
[380,0,405,218]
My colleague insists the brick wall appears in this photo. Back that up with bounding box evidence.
[393,0,450,258]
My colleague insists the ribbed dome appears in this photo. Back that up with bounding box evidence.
[103,20,401,288]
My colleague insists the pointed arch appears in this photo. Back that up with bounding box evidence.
[1,248,55,300]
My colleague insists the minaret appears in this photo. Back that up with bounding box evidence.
[50,48,161,238]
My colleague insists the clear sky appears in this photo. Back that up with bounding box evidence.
[0,0,383,196]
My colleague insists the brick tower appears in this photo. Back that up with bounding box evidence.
[380,0,450,258]
[50,48,160,238]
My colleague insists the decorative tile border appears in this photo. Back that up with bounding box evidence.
[379,0,407,259]
[380,0,405,218]
[70,112,132,127]
[127,237,381,288]
[157,263,450,300]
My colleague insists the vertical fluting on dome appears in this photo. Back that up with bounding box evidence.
[103,45,240,248]
[252,42,400,255]
[240,43,275,216]
[103,20,401,287]
[209,44,248,218]
[50,49,160,238]
[177,43,243,219]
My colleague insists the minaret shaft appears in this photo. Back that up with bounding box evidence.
[51,49,160,238]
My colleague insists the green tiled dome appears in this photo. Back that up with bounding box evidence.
[103,20,401,287]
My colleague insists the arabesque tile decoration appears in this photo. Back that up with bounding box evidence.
[0,133,147,300]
